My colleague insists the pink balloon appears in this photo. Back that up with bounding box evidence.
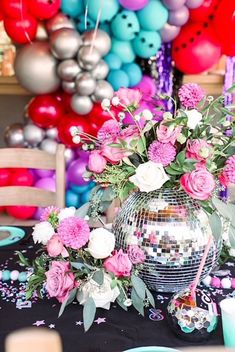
[119,0,149,11]
[35,177,56,191]
[34,169,55,178]
[67,159,89,186]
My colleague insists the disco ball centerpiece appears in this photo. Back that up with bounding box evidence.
[112,189,222,293]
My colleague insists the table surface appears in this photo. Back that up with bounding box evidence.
[0,227,234,352]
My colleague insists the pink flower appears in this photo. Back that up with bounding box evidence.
[88,150,107,174]
[115,88,142,107]
[97,120,120,143]
[180,166,215,200]
[219,171,230,187]
[186,139,213,162]
[148,141,176,166]
[120,125,140,145]
[178,83,205,109]
[101,142,128,163]
[47,235,69,258]
[104,249,132,277]
[157,123,182,145]
[45,261,75,303]
[224,155,235,184]
[127,245,146,264]
[57,216,90,249]
[40,206,60,222]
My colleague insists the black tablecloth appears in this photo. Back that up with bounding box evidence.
[0,227,234,352]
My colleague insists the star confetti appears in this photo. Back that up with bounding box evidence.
[75,321,83,326]
[33,320,45,327]
[48,324,55,329]
[94,317,106,324]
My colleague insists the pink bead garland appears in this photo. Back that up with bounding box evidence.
[202,275,235,289]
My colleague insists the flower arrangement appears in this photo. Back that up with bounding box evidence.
[19,206,155,331]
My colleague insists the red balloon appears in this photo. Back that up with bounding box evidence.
[212,0,235,56]
[0,206,5,213]
[189,0,219,22]
[28,94,65,128]
[4,14,37,44]
[172,23,221,74]
[10,169,34,186]
[6,205,37,219]
[87,103,121,136]
[53,91,73,113]
[2,0,29,19]
[0,168,11,186]
[28,0,60,20]
[57,113,93,148]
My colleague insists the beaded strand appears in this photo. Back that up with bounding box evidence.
[0,270,28,282]
[202,275,235,289]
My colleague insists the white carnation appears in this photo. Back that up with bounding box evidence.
[32,221,55,245]
[185,109,202,129]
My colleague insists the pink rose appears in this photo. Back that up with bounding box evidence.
[104,249,132,277]
[45,261,75,303]
[47,235,69,258]
[157,123,182,145]
[127,245,146,264]
[101,142,128,163]
[115,88,142,107]
[180,167,215,200]
[186,139,213,162]
[88,150,107,173]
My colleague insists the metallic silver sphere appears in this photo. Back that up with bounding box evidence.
[36,22,48,40]
[23,124,45,146]
[57,59,81,81]
[78,45,101,71]
[46,127,58,140]
[91,60,109,80]
[50,28,82,60]
[91,80,114,102]
[62,80,76,94]
[82,29,111,56]
[40,138,58,154]
[46,12,75,33]
[4,123,25,148]
[75,72,96,96]
[64,147,76,165]
[71,94,93,115]
[14,42,60,94]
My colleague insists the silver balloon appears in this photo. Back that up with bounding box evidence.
[160,23,181,43]
[91,60,109,80]
[185,0,204,8]
[40,138,58,154]
[36,22,48,40]
[64,147,76,166]
[91,80,114,103]
[75,72,96,96]
[168,6,189,26]
[78,45,101,71]
[82,29,111,56]
[57,59,81,81]
[71,95,93,115]
[14,42,60,94]
[23,124,45,146]
[4,123,25,148]
[46,12,75,33]
[163,0,186,10]
[46,127,58,140]
[50,28,82,60]
[62,80,77,94]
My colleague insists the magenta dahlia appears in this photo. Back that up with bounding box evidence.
[148,141,176,166]
[178,83,205,109]
[57,217,90,249]
[224,155,235,184]
[97,120,120,143]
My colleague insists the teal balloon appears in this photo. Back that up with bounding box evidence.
[111,10,140,41]
[132,30,161,58]
[104,53,122,69]
[2,270,11,281]
[137,0,168,31]
[88,181,96,189]
[66,189,80,207]
[70,183,90,194]
[61,0,84,18]
[80,188,93,204]
[76,15,95,33]
[122,63,142,87]
[99,23,111,36]
[107,69,129,90]
[111,39,135,63]
[88,0,119,22]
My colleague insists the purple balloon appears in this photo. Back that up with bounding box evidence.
[76,149,90,162]
[163,0,186,10]
[34,169,55,178]
[168,6,189,26]
[185,0,204,8]
[67,159,89,186]
[33,207,45,220]
[35,177,56,191]
[160,23,180,43]
[119,0,149,11]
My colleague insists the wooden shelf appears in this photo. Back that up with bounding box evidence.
[183,74,224,95]
[0,76,31,95]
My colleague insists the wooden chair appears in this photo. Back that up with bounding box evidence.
[0,145,65,225]
[5,327,62,352]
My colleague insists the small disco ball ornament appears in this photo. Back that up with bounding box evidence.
[112,189,222,292]
[166,288,218,342]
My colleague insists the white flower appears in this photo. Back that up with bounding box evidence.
[101,98,111,110]
[70,126,78,136]
[72,135,81,144]
[111,96,120,106]
[124,298,132,307]
[229,248,235,257]
[77,273,120,309]
[129,161,169,193]
[134,114,141,121]
[141,109,153,121]
[177,133,187,144]
[163,112,173,120]
[185,109,202,129]
[58,207,76,222]
[87,228,115,259]
[32,221,55,245]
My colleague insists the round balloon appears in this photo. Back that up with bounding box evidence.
[189,0,218,22]
[75,72,96,96]
[64,147,76,165]
[119,0,149,11]
[10,169,34,186]
[46,12,75,33]
[82,29,111,56]
[40,138,58,154]
[34,169,54,178]
[78,45,101,71]
[87,0,119,22]
[57,59,81,81]
[6,206,37,220]
[69,183,90,194]
[111,10,140,41]
[163,0,186,10]
[107,69,129,91]
[61,0,83,18]
[185,0,204,9]
[168,6,189,26]
[104,53,122,70]
[122,63,142,87]
[0,168,11,187]
[71,95,93,115]
[91,80,114,103]
[160,23,180,42]
[23,124,45,146]
[4,123,25,147]
[28,0,60,20]
[67,159,89,186]
[87,103,120,136]
[132,30,161,58]
[137,0,168,31]
[50,28,82,60]
[91,60,109,80]
[2,0,29,19]
[134,75,156,96]
[111,39,135,63]
[4,14,38,44]
[35,177,56,191]
[66,189,80,207]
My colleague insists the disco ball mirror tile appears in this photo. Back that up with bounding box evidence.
[112,189,222,292]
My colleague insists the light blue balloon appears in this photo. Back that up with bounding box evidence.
[87,0,119,22]
[99,23,111,36]
[104,52,122,70]
[66,189,80,207]
[132,30,161,58]
[111,10,140,41]
[122,63,142,87]
[107,69,129,90]
[61,0,84,18]
[111,39,135,63]
[69,183,90,194]
[88,181,96,189]
[137,0,168,31]
[80,188,93,204]
[76,15,95,33]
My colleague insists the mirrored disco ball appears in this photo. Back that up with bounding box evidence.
[112,189,222,293]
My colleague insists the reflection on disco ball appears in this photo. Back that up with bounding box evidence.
[112,189,222,292]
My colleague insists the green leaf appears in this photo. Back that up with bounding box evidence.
[16,251,31,267]
[58,288,77,318]
[108,143,123,148]
[176,151,186,165]
[165,167,182,176]
[131,274,146,300]
[209,211,222,241]
[131,288,144,316]
[142,120,157,134]
[75,202,90,218]
[136,138,146,155]
[71,262,86,270]
[212,197,233,221]
[83,297,96,332]
[101,187,116,202]
[116,294,128,311]
[145,287,155,308]
[227,83,235,93]
[92,270,104,285]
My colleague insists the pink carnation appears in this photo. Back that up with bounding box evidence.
[127,245,146,264]
[178,83,205,109]
[186,139,214,162]
[224,155,235,184]
[97,120,120,143]
[40,206,60,222]
[148,141,176,166]
[57,216,90,249]
[115,88,142,107]
[104,249,132,277]
[157,123,182,145]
